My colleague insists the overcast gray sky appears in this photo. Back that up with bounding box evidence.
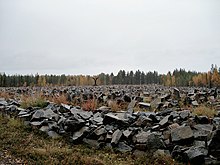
[0,0,220,75]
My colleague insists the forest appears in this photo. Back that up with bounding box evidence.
[0,65,220,87]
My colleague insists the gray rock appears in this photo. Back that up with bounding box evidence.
[72,126,89,142]
[83,138,101,148]
[30,121,44,126]
[127,100,136,114]
[208,126,220,158]
[192,100,199,106]
[123,129,133,138]
[193,124,213,141]
[159,115,173,127]
[31,109,44,120]
[173,88,180,99]
[39,126,50,132]
[138,102,151,109]
[134,115,152,127]
[145,133,165,151]
[185,146,208,165]
[179,110,190,120]
[171,126,194,144]
[111,129,122,146]
[0,99,8,106]
[103,113,128,126]
[43,109,58,119]
[116,142,132,153]
[133,131,150,143]
[95,125,107,135]
[64,117,86,132]
[47,131,60,139]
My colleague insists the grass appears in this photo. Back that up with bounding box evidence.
[0,91,13,100]
[81,99,98,111]
[192,105,217,118]
[20,94,48,109]
[0,115,181,165]
[48,94,69,105]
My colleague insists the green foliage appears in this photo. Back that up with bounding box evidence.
[1,64,219,87]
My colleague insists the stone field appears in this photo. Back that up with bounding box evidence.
[0,85,220,164]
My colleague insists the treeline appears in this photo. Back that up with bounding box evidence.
[0,65,220,87]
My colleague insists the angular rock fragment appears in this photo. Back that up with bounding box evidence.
[171,126,194,144]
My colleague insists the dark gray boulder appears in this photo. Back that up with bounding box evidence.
[185,146,208,165]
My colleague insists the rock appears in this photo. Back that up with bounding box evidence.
[64,117,86,132]
[132,150,147,157]
[92,125,107,137]
[171,145,189,163]
[185,146,208,165]
[195,115,210,124]
[173,88,180,99]
[47,131,60,139]
[193,124,213,141]
[92,116,103,123]
[159,115,173,127]
[0,99,8,106]
[138,102,151,109]
[123,129,133,138]
[72,126,89,142]
[31,109,44,120]
[103,113,128,127]
[171,126,194,144]
[208,126,220,158]
[111,129,122,146]
[127,100,136,114]
[192,100,199,106]
[115,142,132,153]
[134,115,152,127]
[179,110,190,120]
[39,126,50,132]
[145,133,165,151]
[133,131,150,143]
[30,121,44,126]
[83,138,102,148]
[168,123,180,130]
[124,95,131,102]
[43,109,58,119]
[156,109,173,116]
[71,108,93,120]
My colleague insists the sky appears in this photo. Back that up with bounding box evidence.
[0,0,220,75]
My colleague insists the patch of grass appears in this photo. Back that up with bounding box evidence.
[20,94,48,109]
[82,99,97,111]
[48,94,69,105]
[192,105,217,118]
[0,91,12,100]
[108,100,122,112]
[0,115,182,165]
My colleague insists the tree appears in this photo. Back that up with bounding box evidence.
[92,76,99,86]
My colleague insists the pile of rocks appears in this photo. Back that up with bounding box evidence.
[0,86,220,165]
